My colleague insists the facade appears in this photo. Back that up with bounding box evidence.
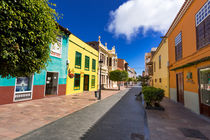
[145,48,157,85]
[152,38,169,97]
[128,67,137,85]
[117,58,129,86]
[167,0,210,117]
[87,36,118,89]
[0,26,70,105]
[66,34,99,95]
[117,58,128,71]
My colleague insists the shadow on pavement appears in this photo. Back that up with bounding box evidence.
[80,87,147,140]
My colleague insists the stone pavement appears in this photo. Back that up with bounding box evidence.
[146,98,210,140]
[16,86,146,140]
[0,87,125,140]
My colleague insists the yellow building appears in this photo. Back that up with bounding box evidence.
[66,34,99,95]
[152,38,169,97]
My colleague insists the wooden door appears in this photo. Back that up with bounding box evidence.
[176,73,184,104]
[198,67,210,117]
[84,75,89,91]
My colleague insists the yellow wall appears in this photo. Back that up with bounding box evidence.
[66,34,99,95]
[152,39,169,97]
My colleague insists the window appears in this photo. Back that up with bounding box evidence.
[199,67,210,106]
[91,75,95,88]
[175,32,182,61]
[14,76,33,101]
[50,36,62,58]
[107,57,109,66]
[159,78,162,83]
[75,52,82,69]
[85,56,90,71]
[196,1,210,49]
[74,74,80,90]
[109,58,112,66]
[155,79,157,83]
[159,55,161,69]
[154,62,156,72]
[92,59,96,72]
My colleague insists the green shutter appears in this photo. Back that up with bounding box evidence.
[91,75,95,88]
[85,56,90,71]
[92,59,96,72]
[75,52,82,69]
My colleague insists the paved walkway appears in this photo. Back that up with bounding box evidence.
[146,98,210,140]
[16,86,146,140]
[0,88,125,140]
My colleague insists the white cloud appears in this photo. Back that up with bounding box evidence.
[108,0,185,40]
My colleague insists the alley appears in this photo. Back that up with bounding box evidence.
[16,86,147,140]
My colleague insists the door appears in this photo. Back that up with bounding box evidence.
[199,67,210,117]
[84,75,89,91]
[45,72,59,95]
[176,73,184,104]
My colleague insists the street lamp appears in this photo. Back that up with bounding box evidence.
[98,60,103,100]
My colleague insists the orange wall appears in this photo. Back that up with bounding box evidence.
[168,0,209,66]
[168,0,210,93]
[170,61,210,93]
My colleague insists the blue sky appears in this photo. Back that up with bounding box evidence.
[51,0,184,75]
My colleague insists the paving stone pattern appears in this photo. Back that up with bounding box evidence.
[0,88,125,140]
[16,87,146,140]
[146,98,210,140]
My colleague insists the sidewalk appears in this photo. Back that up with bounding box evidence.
[16,87,144,140]
[0,87,125,140]
[146,98,210,140]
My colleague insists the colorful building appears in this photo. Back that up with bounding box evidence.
[0,26,71,105]
[66,34,99,95]
[166,0,210,117]
[144,47,157,85]
[152,38,169,97]
[87,36,118,89]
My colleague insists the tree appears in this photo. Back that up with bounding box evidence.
[109,70,128,90]
[140,76,150,87]
[0,0,60,78]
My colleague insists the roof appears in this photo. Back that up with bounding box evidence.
[58,24,71,35]
[86,41,99,51]
[165,0,193,37]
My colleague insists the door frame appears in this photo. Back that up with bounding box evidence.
[83,74,89,91]
[44,71,59,96]
[176,72,184,104]
[197,65,210,116]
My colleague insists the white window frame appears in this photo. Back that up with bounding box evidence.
[195,1,210,27]
[13,75,34,102]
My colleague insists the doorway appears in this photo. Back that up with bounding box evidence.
[176,72,184,104]
[198,67,210,117]
[45,72,59,96]
[84,75,89,91]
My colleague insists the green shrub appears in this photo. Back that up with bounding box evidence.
[142,86,164,107]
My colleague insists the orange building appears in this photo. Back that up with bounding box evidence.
[166,0,210,117]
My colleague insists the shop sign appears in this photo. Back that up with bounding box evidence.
[50,36,62,58]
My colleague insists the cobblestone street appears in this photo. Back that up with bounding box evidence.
[0,87,125,140]
[15,86,146,140]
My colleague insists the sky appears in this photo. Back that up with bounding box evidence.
[50,0,185,75]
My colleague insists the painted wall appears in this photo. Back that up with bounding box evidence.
[66,34,99,95]
[0,34,69,105]
[168,0,210,93]
[167,0,210,115]
[152,39,169,97]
